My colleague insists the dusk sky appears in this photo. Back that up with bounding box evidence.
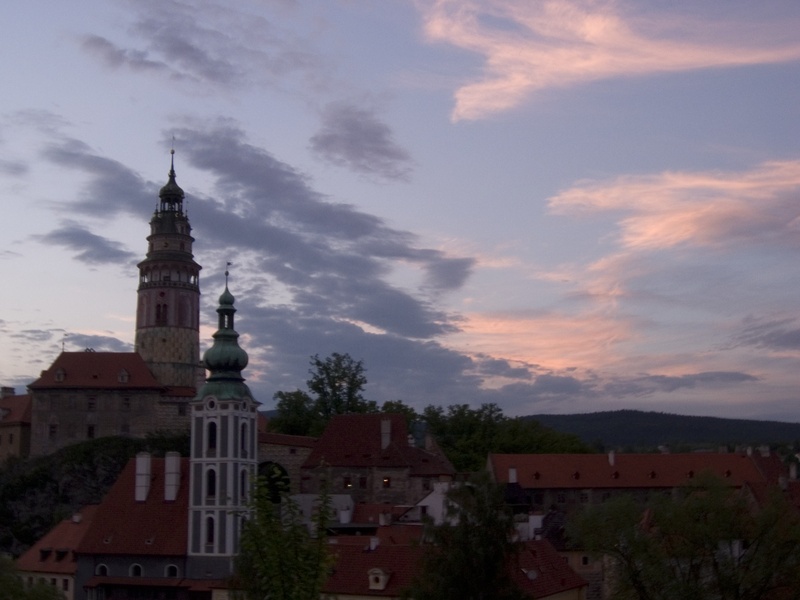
[2,1,800,421]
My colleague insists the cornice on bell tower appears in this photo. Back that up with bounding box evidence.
[134,151,203,389]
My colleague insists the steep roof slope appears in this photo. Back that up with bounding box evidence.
[16,505,98,575]
[29,352,162,390]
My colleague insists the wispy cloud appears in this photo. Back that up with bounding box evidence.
[416,0,800,120]
[32,220,138,265]
[310,102,414,181]
[548,160,800,251]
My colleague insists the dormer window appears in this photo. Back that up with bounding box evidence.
[368,568,390,591]
[118,369,129,383]
[55,369,65,383]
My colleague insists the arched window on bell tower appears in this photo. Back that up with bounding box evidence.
[206,468,217,500]
[207,421,217,454]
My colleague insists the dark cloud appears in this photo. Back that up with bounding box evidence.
[0,159,27,176]
[79,3,321,89]
[603,371,758,397]
[32,220,138,265]
[730,317,800,350]
[9,329,61,344]
[80,35,172,76]
[65,334,132,353]
[309,103,414,181]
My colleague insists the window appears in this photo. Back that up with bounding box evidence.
[207,421,217,452]
[241,422,248,457]
[87,398,96,411]
[557,492,566,504]
[87,425,95,439]
[359,476,367,489]
[581,555,590,566]
[206,516,215,546]
[343,476,352,489]
[580,492,589,503]
[55,369,65,382]
[240,469,249,500]
[9,433,13,445]
[48,424,58,440]
[207,469,217,498]
[96,564,108,576]
[382,477,391,489]
[129,564,142,577]
[165,565,179,578]
[122,398,131,411]
[178,403,187,416]
[62,579,69,591]
[118,370,129,383]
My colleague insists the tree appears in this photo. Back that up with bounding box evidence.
[380,399,418,427]
[568,475,800,600]
[234,473,333,600]
[423,403,590,472]
[271,353,375,436]
[1,555,65,600]
[410,472,526,600]
[307,352,374,419]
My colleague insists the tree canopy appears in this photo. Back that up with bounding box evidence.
[568,475,800,600]
[409,472,526,600]
[1,555,67,600]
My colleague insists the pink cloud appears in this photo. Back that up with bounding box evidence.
[416,0,800,120]
[548,160,800,251]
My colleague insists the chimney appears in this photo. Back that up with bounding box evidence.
[608,450,615,467]
[381,419,391,450]
[135,452,152,502]
[164,451,181,501]
[369,536,380,551]
[508,467,518,484]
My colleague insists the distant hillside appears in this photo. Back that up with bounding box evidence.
[531,410,800,451]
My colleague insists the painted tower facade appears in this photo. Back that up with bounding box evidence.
[187,284,258,579]
[134,152,202,389]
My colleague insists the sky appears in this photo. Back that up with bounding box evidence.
[1,0,800,422]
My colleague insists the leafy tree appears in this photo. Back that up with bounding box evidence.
[271,353,375,435]
[381,399,419,427]
[409,472,526,600]
[270,390,316,436]
[1,555,65,600]
[234,473,333,600]
[568,475,800,600]
[423,403,590,472]
[307,352,374,419]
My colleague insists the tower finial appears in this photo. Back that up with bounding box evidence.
[225,262,232,287]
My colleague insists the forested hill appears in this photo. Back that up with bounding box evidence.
[530,410,800,451]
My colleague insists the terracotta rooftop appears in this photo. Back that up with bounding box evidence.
[324,543,420,598]
[77,456,189,556]
[489,452,783,489]
[0,393,31,425]
[512,540,587,598]
[29,352,163,390]
[303,413,454,477]
[259,431,317,448]
[16,505,98,575]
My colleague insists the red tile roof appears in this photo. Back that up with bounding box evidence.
[303,414,454,476]
[489,452,778,489]
[0,394,31,425]
[512,540,587,598]
[29,352,163,390]
[332,523,424,546]
[16,505,98,575]
[324,543,420,597]
[350,504,411,525]
[259,431,317,448]
[77,457,189,556]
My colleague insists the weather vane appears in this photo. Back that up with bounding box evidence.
[225,261,232,286]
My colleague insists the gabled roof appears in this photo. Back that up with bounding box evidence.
[77,457,189,556]
[324,543,420,597]
[489,452,779,489]
[0,394,31,425]
[512,540,587,598]
[16,505,98,575]
[303,414,454,477]
[29,352,163,390]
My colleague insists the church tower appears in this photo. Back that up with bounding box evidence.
[134,151,202,389]
[187,280,258,579]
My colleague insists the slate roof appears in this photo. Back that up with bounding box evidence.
[29,352,163,390]
[303,413,454,476]
[16,505,98,575]
[0,393,31,425]
[77,457,189,557]
[259,431,317,448]
[489,452,781,489]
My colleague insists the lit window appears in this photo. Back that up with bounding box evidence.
[343,476,352,489]
[382,477,391,489]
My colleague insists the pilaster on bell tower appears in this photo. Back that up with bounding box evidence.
[134,151,202,389]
